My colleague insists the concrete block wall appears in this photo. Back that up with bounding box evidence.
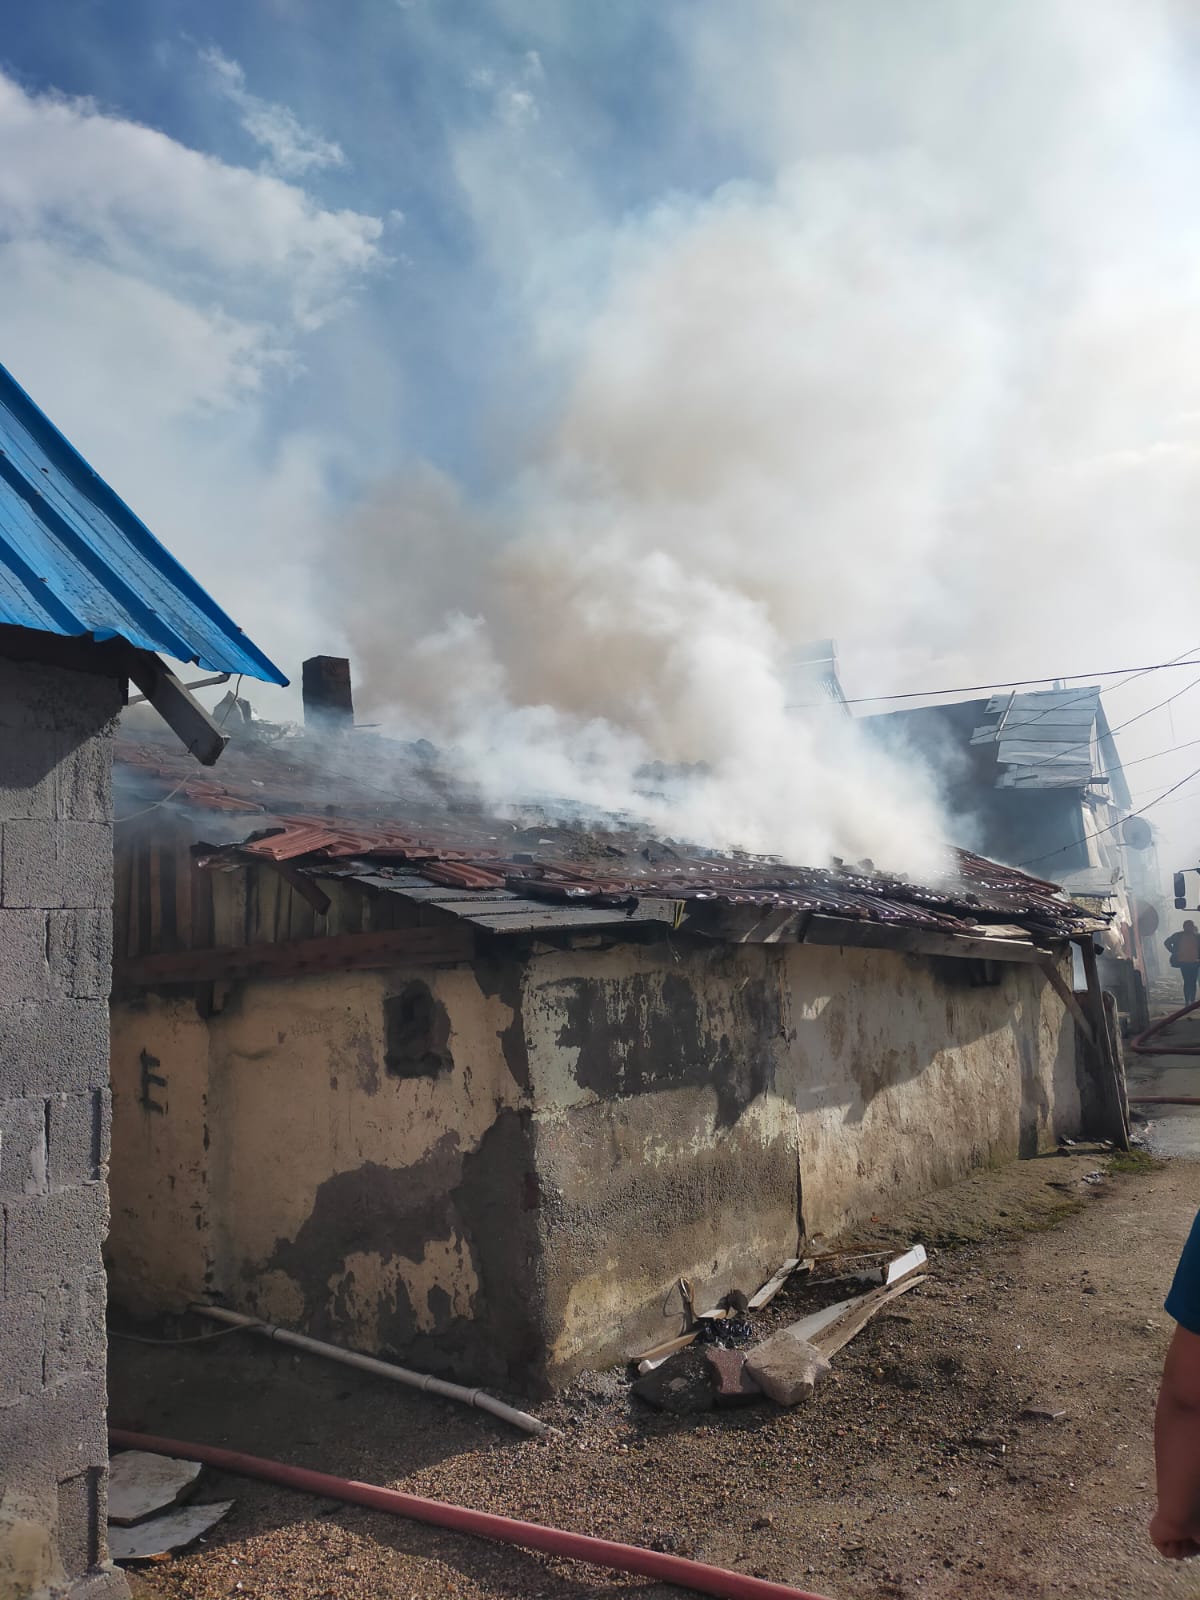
[0,656,127,1600]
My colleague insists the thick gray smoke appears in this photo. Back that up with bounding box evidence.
[328,0,1200,878]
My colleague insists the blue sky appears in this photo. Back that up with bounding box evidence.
[1,1,728,486]
[6,2,1200,871]
[0,2,779,691]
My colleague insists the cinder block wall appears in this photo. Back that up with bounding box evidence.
[0,656,127,1600]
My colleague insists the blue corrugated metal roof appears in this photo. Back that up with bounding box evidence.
[0,362,286,685]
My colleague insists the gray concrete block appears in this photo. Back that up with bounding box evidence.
[3,1186,107,1297]
[57,1467,103,1581]
[47,912,113,1002]
[1,820,64,908]
[0,731,60,821]
[0,1001,109,1098]
[0,1097,48,1198]
[0,1292,46,1405]
[62,824,113,911]
[69,1563,130,1600]
[55,672,122,736]
[48,1092,107,1188]
[0,658,62,730]
[0,1369,108,1488]
[58,733,112,823]
[0,910,49,1003]
[2,822,112,911]
[0,659,121,736]
[45,1271,106,1389]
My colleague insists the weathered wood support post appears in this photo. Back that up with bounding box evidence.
[1076,936,1131,1150]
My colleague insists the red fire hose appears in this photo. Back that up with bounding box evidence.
[108,1428,832,1600]
[1130,997,1200,1056]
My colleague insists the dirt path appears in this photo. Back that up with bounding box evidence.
[112,1151,1199,1600]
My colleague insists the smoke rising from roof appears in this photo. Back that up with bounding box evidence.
[326,0,1200,876]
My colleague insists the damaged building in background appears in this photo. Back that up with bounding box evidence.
[106,662,1121,1393]
[865,685,1161,1032]
[0,362,284,1599]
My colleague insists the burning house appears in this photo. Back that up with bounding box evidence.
[105,663,1120,1393]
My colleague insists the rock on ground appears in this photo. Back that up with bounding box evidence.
[631,1346,714,1413]
[703,1346,763,1406]
[744,1329,831,1406]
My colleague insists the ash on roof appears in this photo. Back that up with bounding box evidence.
[113,735,1095,945]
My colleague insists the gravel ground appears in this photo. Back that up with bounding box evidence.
[109,1149,1198,1600]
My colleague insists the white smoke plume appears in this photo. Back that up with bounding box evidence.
[328,0,1200,880]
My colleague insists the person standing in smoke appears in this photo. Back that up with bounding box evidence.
[1165,920,1200,1007]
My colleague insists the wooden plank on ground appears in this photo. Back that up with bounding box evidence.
[748,1258,810,1310]
[810,1274,928,1359]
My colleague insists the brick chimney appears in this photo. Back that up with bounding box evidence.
[302,656,354,732]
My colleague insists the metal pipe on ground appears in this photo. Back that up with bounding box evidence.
[191,1304,558,1439]
[107,1429,832,1600]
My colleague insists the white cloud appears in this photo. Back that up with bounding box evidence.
[466,51,544,129]
[0,71,381,330]
[499,88,539,127]
[201,47,346,178]
[0,67,386,705]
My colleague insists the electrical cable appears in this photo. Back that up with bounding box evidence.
[993,663,1200,786]
[792,651,1200,708]
[1018,759,1200,869]
[114,674,244,822]
[1117,732,1200,773]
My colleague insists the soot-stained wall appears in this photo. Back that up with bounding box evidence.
[108,930,1081,1392]
[109,959,545,1386]
[518,938,1080,1381]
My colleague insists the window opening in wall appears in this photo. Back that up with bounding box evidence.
[384,982,453,1078]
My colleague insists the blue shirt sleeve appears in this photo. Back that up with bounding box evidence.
[1166,1212,1200,1335]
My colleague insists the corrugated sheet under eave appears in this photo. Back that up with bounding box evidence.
[358,872,678,933]
[0,363,286,684]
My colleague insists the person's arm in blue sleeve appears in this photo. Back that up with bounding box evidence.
[1152,1214,1200,1559]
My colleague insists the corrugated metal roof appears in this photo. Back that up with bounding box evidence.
[971,687,1102,790]
[0,362,286,684]
[193,825,1100,942]
[117,728,1106,943]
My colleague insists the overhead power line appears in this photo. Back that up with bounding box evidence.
[1018,762,1200,870]
[1119,732,1200,774]
[1007,666,1200,781]
[802,653,1200,708]
[957,642,1200,758]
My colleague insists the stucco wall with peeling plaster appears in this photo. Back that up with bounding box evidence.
[108,935,1082,1390]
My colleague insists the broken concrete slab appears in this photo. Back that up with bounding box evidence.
[108,1501,233,1562]
[631,1346,715,1413]
[744,1331,831,1406]
[107,1452,202,1526]
[704,1346,763,1406]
